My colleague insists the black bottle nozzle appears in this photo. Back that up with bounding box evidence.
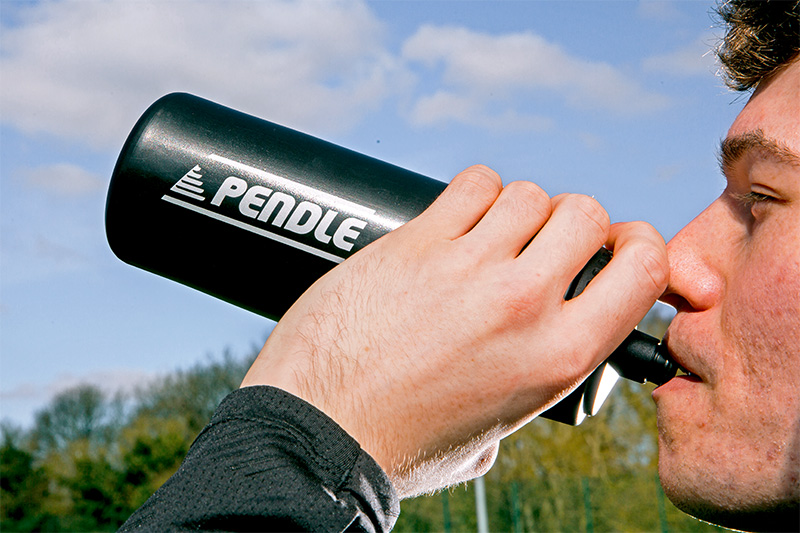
[608,329,679,386]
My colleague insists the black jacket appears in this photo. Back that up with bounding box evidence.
[119,386,399,532]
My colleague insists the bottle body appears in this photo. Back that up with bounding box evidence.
[106,92,445,320]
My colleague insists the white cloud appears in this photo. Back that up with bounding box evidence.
[652,163,684,184]
[643,34,719,77]
[577,131,606,152]
[402,25,670,128]
[0,0,405,148]
[1,369,159,427]
[411,90,553,132]
[22,163,104,197]
[2,162,108,285]
[1,369,157,402]
[1,2,675,148]
[636,0,686,22]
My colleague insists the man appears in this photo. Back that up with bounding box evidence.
[121,1,799,531]
[654,1,799,529]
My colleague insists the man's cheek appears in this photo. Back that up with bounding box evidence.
[730,262,800,364]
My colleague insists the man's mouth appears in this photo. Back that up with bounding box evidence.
[656,335,704,387]
[672,367,702,382]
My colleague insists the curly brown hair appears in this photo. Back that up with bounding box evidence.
[716,0,800,91]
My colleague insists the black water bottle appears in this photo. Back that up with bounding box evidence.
[105,93,678,425]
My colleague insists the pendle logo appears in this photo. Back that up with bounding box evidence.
[161,155,378,264]
[169,165,206,201]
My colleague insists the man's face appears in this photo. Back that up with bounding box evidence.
[654,59,800,530]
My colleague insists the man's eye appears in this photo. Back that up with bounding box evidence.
[736,191,775,207]
[732,190,783,222]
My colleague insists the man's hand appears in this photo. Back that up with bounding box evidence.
[241,165,668,497]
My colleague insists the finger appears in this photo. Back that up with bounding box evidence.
[604,221,670,304]
[404,165,503,240]
[517,193,610,290]
[564,221,669,365]
[459,180,552,260]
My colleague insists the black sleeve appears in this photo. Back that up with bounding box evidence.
[119,386,400,532]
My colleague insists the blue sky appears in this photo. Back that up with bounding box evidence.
[1,0,744,427]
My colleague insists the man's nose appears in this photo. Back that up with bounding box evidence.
[659,201,726,313]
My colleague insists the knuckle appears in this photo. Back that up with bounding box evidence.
[502,181,551,217]
[636,244,670,295]
[493,274,551,321]
[613,221,670,296]
[504,179,548,200]
[560,194,610,235]
[451,165,503,200]
[400,165,501,241]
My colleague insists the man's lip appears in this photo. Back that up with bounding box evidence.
[661,333,703,383]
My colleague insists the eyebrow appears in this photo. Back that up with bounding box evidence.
[719,129,800,175]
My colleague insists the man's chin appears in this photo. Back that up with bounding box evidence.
[670,495,800,532]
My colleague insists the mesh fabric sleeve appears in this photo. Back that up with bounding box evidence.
[119,386,400,532]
